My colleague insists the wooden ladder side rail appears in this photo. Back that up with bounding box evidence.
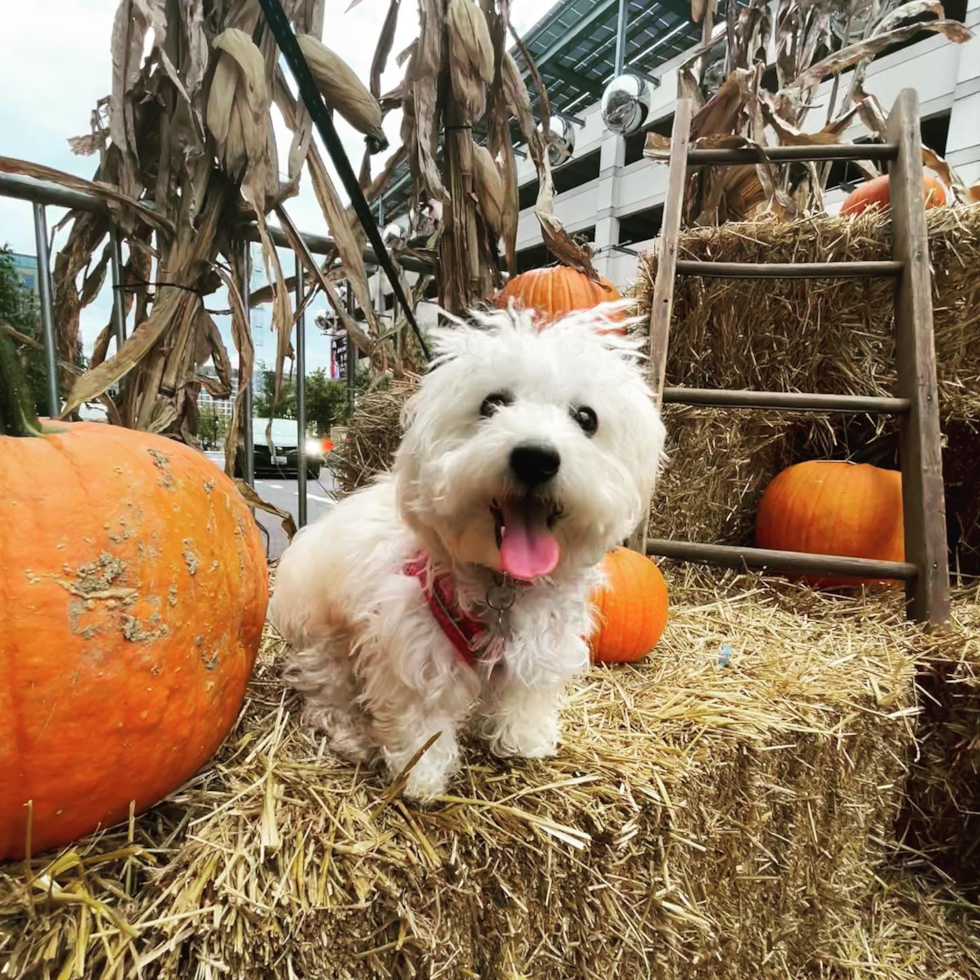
[886,89,951,624]
[628,97,694,555]
[643,538,917,581]
[627,88,950,624]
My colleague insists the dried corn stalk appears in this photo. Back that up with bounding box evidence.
[393,0,599,313]
[645,0,972,225]
[1,0,408,483]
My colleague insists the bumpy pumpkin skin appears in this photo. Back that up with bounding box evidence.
[589,548,669,664]
[494,266,626,329]
[0,423,268,859]
[755,460,905,588]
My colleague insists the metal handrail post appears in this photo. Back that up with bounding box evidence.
[32,203,59,417]
[242,242,255,486]
[295,256,308,527]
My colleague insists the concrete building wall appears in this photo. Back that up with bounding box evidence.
[512,2,980,290]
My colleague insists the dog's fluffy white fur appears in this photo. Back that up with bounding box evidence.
[270,304,665,799]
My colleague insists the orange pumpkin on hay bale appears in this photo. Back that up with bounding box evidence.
[494,266,628,332]
[755,460,905,588]
[840,173,947,216]
[589,547,669,664]
[0,337,268,859]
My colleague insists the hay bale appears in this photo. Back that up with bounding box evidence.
[332,378,416,494]
[650,406,805,544]
[635,206,980,423]
[821,863,980,978]
[899,592,980,894]
[2,584,930,979]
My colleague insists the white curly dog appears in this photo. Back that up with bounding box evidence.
[270,304,665,799]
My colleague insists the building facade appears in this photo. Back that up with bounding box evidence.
[10,252,38,294]
[379,0,980,296]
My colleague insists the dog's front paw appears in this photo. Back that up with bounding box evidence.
[383,732,459,801]
[402,763,451,801]
[489,715,559,760]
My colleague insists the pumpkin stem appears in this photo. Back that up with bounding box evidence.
[0,328,48,438]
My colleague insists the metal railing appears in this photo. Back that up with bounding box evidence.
[0,170,431,528]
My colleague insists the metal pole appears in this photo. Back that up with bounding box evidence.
[378,198,395,356]
[346,281,357,418]
[109,227,127,351]
[32,203,59,417]
[242,242,255,486]
[0,173,435,274]
[614,0,628,76]
[295,255,308,527]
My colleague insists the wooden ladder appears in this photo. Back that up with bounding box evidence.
[631,88,950,625]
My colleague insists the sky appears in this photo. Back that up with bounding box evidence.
[0,0,556,374]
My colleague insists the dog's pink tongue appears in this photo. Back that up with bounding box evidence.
[499,500,560,581]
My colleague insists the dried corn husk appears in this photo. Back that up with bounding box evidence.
[473,143,504,236]
[295,33,387,152]
[653,0,973,226]
[208,29,270,179]
[447,0,494,120]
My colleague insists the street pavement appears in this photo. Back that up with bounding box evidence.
[205,452,335,560]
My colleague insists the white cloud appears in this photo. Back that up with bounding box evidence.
[0,0,557,363]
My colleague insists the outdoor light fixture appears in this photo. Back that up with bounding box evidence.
[548,115,577,166]
[601,74,655,136]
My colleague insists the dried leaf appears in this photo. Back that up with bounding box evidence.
[215,262,254,481]
[0,156,173,237]
[690,69,750,139]
[876,0,945,35]
[643,132,673,161]
[61,290,190,418]
[68,133,105,156]
[369,0,402,98]
[788,19,971,94]
[273,205,373,356]
[922,144,969,203]
[235,479,298,543]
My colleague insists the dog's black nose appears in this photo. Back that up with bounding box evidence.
[510,442,561,486]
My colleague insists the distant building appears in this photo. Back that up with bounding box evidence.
[11,253,38,295]
[197,367,240,421]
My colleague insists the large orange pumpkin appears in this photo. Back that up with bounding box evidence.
[494,266,627,330]
[840,173,946,216]
[0,359,268,859]
[589,547,669,664]
[755,460,905,587]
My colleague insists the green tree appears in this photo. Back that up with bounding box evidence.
[252,360,370,434]
[0,246,50,414]
[196,405,227,449]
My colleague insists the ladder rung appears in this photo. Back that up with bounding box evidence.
[646,538,917,581]
[686,143,899,165]
[675,260,903,279]
[661,388,910,414]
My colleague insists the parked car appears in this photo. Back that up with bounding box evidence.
[236,417,333,479]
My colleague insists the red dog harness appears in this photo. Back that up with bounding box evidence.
[403,555,487,665]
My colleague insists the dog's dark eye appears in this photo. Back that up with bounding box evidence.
[572,406,598,436]
[480,392,512,417]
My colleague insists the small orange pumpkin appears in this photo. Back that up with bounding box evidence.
[589,547,669,664]
[840,173,946,216]
[755,460,904,587]
[0,342,268,858]
[494,266,627,331]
